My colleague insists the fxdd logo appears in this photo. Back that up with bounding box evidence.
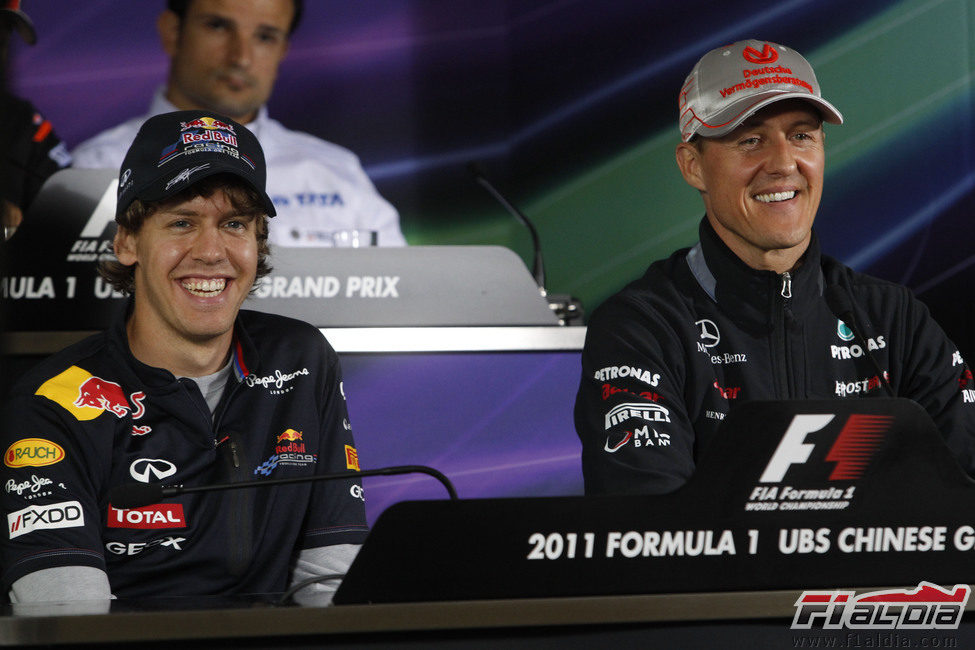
[129,459,177,483]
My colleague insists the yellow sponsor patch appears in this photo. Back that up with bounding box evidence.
[35,366,101,421]
[345,445,360,471]
[5,438,65,468]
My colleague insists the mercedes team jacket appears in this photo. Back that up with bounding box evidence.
[575,218,975,495]
[1,309,368,597]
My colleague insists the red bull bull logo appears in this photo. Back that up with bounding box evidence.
[275,429,304,454]
[179,116,235,133]
[35,366,146,421]
[75,376,131,417]
[5,438,66,468]
[276,429,302,443]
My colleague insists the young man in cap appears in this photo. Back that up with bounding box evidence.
[574,40,975,495]
[72,0,405,248]
[0,110,368,603]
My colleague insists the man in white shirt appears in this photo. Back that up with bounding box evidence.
[72,0,406,248]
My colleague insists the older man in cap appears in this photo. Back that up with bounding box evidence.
[575,40,975,495]
[1,110,367,604]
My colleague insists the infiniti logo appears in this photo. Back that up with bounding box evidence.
[129,458,177,483]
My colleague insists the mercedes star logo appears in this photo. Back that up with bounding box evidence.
[695,319,720,348]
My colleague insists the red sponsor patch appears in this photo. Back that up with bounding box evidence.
[107,504,186,529]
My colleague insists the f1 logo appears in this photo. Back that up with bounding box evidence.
[759,413,891,483]
[759,414,834,482]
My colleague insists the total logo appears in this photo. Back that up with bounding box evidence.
[107,504,186,529]
[129,458,177,483]
[34,365,147,422]
[106,535,186,556]
[604,425,672,453]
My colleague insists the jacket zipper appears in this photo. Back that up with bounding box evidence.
[213,379,252,577]
[774,272,794,398]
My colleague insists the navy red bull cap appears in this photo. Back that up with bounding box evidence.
[116,110,276,220]
[678,39,843,142]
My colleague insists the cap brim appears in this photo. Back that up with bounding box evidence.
[1,10,36,45]
[117,161,277,220]
[689,91,843,141]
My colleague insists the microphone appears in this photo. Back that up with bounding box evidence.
[824,285,894,397]
[466,162,546,293]
[108,464,458,509]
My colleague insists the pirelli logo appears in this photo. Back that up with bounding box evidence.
[345,445,360,471]
[604,403,672,429]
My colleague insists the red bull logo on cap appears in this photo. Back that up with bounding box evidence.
[35,366,146,421]
[179,116,236,133]
[181,130,238,147]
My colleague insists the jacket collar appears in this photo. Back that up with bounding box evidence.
[108,299,256,387]
[686,217,824,331]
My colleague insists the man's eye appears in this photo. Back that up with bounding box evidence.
[256,30,282,45]
[205,18,230,31]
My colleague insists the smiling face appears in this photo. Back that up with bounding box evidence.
[159,0,293,123]
[115,189,259,367]
[676,100,826,273]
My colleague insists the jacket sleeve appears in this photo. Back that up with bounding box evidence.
[298,339,370,550]
[574,296,698,495]
[893,291,975,476]
[0,394,110,594]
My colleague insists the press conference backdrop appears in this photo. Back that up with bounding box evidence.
[9,0,975,350]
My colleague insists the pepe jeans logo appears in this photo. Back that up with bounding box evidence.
[245,368,310,395]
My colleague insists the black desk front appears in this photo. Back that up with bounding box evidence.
[7,590,973,647]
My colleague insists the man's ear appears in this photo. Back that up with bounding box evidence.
[114,227,138,267]
[675,142,707,193]
[157,10,181,58]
